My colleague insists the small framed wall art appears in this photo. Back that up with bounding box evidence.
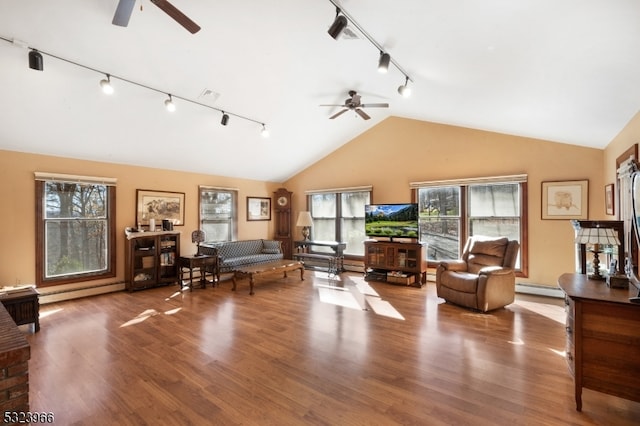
[247,196,271,221]
[541,180,588,220]
[605,183,615,216]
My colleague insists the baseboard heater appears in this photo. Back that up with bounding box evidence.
[515,283,564,298]
[38,282,125,304]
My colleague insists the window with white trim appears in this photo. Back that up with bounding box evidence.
[35,173,116,286]
[199,186,238,242]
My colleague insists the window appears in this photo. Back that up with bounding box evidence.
[35,173,116,286]
[307,187,371,256]
[414,175,527,275]
[199,186,238,242]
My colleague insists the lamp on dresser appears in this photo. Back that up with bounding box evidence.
[296,211,313,241]
[574,226,620,280]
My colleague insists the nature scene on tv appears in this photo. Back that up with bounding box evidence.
[365,204,419,238]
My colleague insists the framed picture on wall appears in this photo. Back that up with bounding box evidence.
[541,180,589,220]
[247,196,271,221]
[136,189,185,226]
[605,183,615,215]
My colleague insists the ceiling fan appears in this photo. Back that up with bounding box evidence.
[320,90,389,120]
[112,0,201,34]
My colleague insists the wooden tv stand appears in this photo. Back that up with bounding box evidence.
[364,240,427,287]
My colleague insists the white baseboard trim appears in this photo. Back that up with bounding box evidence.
[515,283,564,298]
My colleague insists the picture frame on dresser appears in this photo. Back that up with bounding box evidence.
[247,196,271,221]
[136,189,185,227]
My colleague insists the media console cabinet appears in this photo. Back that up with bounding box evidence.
[558,273,640,411]
[364,240,428,287]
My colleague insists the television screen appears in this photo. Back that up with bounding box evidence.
[365,203,419,239]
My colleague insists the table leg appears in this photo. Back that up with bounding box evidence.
[250,276,255,296]
[299,266,305,281]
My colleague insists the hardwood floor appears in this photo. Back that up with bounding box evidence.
[25,272,639,425]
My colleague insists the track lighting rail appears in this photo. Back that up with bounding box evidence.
[1,35,269,133]
[327,0,413,84]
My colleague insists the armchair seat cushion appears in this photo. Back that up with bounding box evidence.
[439,271,479,294]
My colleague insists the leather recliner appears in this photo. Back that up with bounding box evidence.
[435,236,520,312]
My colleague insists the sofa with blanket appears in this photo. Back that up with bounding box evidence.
[198,239,283,273]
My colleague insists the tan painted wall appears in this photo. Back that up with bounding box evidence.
[284,117,605,287]
[0,150,281,287]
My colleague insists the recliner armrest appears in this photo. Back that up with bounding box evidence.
[438,260,468,272]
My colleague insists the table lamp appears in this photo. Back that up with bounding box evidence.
[574,226,620,280]
[191,230,206,256]
[296,211,313,241]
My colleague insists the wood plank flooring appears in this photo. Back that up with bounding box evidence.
[24,272,640,425]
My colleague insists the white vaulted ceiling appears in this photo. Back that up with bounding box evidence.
[0,0,639,182]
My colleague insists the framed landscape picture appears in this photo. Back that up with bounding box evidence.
[247,196,271,221]
[136,189,185,226]
[541,180,588,220]
[605,183,615,216]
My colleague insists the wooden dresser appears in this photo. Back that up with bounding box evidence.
[558,273,640,411]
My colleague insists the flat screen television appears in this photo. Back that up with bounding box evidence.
[365,203,419,239]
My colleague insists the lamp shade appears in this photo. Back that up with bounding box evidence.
[574,227,620,245]
[296,211,313,227]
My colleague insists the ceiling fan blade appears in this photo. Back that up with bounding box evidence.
[361,103,389,108]
[112,0,136,27]
[150,0,201,33]
[355,109,371,120]
[319,104,345,107]
[329,109,349,119]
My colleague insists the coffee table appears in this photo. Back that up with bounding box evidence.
[232,260,304,295]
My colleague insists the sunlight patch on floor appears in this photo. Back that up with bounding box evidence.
[365,296,405,320]
[39,308,64,319]
[120,308,159,327]
[318,286,362,310]
[164,307,182,315]
[355,281,380,297]
[515,299,566,324]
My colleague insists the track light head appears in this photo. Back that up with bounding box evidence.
[221,113,229,126]
[164,94,176,112]
[261,124,270,138]
[28,49,43,71]
[328,14,348,40]
[378,52,390,73]
[100,74,114,95]
[398,76,411,97]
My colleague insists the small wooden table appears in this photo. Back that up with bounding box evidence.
[0,287,40,332]
[232,260,304,295]
[179,254,219,290]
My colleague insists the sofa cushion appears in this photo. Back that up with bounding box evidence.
[262,240,281,252]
